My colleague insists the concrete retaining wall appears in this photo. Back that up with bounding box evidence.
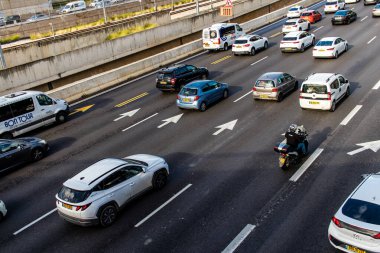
[46,0,320,102]
[0,0,51,16]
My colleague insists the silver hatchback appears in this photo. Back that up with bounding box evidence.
[252,72,298,102]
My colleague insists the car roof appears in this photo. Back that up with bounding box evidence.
[284,31,303,37]
[0,91,43,104]
[319,37,340,41]
[258,72,284,80]
[186,80,213,88]
[304,73,336,84]
[303,10,315,13]
[351,174,380,205]
[236,34,255,40]
[210,23,238,29]
[63,158,127,191]
[159,64,187,72]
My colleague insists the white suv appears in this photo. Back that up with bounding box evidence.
[324,0,345,13]
[299,73,350,111]
[232,34,269,56]
[280,31,315,53]
[329,173,380,252]
[282,18,310,34]
[56,155,169,227]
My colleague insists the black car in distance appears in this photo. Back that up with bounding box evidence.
[0,137,49,172]
[332,10,357,25]
[156,64,209,92]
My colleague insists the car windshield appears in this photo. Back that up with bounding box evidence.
[302,12,312,16]
[157,72,173,79]
[255,80,275,88]
[316,40,333,46]
[335,11,347,15]
[234,39,248,44]
[302,84,327,94]
[283,37,297,41]
[58,186,91,203]
[342,199,380,225]
[289,7,299,11]
[285,21,296,25]
[180,87,198,96]
[326,1,338,5]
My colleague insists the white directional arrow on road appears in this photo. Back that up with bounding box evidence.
[347,140,380,156]
[213,119,238,136]
[113,108,140,122]
[157,113,184,128]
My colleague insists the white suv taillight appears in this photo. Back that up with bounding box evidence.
[75,203,91,211]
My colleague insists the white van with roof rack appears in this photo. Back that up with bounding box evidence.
[299,73,350,112]
[202,23,244,51]
[0,91,69,139]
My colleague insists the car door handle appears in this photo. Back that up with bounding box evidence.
[129,182,135,186]
[108,194,114,197]
[339,88,341,92]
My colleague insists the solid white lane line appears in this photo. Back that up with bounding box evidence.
[289,148,324,182]
[14,208,57,236]
[251,56,268,66]
[313,26,324,32]
[360,16,368,22]
[222,224,256,253]
[134,184,192,228]
[367,36,376,44]
[122,113,158,131]
[340,105,362,126]
[233,90,252,102]
[373,80,380,90]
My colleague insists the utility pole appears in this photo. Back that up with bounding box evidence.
[196,0,199,15]
[102,0,108,23]
[0,44,6,70]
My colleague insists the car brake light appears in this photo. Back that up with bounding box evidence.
[326,48,334,51]
[214,38,220,44]
[293,41,299,44]
[272,88,278,92]
[252,87,257,91]
[170,78,176,84]
[194,95,200,101]
[232,44,235,47]
[292,25,297,27]
[332,216,342,228]
[327,92,331,100]
[373,233,380,239]
[76,203,91,211]
[177,95,180,99]
[244,44,250,47]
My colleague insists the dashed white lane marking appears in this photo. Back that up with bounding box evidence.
[313,26,324,32]
[289,148,324,182]
[251,56,268,66]
[340,105,362,126]
[122,113,158,131]
[221,224,256,253]
[134,184,192,228]
[367,36,377,45]
[14,208,57,235]
[233,90,252,102]
[360,16,368,22]
[373,80,380,90]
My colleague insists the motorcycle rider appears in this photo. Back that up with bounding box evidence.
[285,124,307,156]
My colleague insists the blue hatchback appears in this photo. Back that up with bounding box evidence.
[176,80,229,111]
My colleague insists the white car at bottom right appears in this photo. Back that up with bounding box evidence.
[329,173,380,253]
[313,37,348,59]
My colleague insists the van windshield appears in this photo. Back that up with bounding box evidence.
[302,84,327,94]
[58,186,91,203]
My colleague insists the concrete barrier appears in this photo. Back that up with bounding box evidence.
[46,0,321,103]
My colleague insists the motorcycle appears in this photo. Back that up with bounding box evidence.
[274,129,308,170]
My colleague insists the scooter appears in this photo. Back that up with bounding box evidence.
[274,133,308,170]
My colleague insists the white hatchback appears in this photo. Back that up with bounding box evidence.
[324,0,345,13]
[0,200,6,221]
[287,5,308,18]
[313,37,348,59]
[56,155,169,227]
[282,18,310,34]
[232,34,269,56]
[329,173,380,253]
[280,31,315,52]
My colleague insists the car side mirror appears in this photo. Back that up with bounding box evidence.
[142,167,146,173]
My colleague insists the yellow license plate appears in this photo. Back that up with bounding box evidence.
[182,98,191,102]
[260,94,269,99]
[62,203,72,210]
[237,46,242,48]
[309,101,319,105]
[346,245,366,253]
[279,157,286,164]
[319,49,325,51]
[204,43,209,46]
[160,81,167,84]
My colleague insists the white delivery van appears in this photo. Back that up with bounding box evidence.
[60,1,86,14]
[202,23,244,51]
[0,91,69,139]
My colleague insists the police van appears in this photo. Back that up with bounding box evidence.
[202,23,244,51]
[0,91,69,139]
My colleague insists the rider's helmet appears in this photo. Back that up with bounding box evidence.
[289,124,297,133]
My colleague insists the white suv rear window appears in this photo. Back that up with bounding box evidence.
[302,84,328,94]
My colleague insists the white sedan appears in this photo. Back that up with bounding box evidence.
[313,37,348,59]
[232,34,269,56]
[280,31,315,52]
[0,200,6,221]
[287,5,308,18]
[324,0,345,13]
[282,19,310,34]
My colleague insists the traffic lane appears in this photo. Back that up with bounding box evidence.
[237,91,380,253]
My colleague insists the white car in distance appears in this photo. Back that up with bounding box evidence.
[280,31,315,53]
[287,5,308,18]
[324,0,345,13]
[282,18,310,34]
[313,37,348,59]
[232,34,269,56]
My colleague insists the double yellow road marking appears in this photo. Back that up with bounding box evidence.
[211,55,231,65]
[115,92,149,108]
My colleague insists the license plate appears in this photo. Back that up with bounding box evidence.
[204,43,209,46]
[260,94,268,99]
[286,48,293,50]
[62,203,72,210]
[160,81,167,84]
[237,46,242,48]
[182,98,191,102]
[309,101,319,105]
[279,157,286,164]
[345,245,366,253]
[319,49,325,51]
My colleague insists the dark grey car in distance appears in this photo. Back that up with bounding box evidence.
[252,72,298,101]
[0,137,49,172]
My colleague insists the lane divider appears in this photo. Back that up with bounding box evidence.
[222,224,256,253]
[115,92,149,108]
[340,105,362,126]
[122,113,158,132]
[251,56,268,66]
[134,184,192,227]
[233,90,252,103]
[289,148,324,182]
[360,16,368,22]
[373,80,380,90]
[211,55,232,65]
[313,25,324,32]
[14,208,57,236]
[367,36,376,45]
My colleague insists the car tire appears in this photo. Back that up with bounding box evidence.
[223,89,229,99]
[334,51,338,59]
[250,47,256,56]
[345,44,348,52]
[300,44,305,52]
[277,93,283,102]
[152,170,168,190]
[223,43,228,51]
[264,41,269,49]
[293,81,299,91]
[345,86,351,97]
[299,27,302,31]
[330,101,336,112]
[0,132,13,139]
[99,204,117,227]
[31,148,44,162]
[56,111,68,123]
[307,24,310,30]
[199,102,207,112]
[311,38,315,46]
